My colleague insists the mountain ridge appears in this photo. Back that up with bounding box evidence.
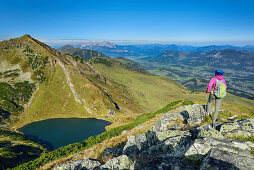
[143,48,254,71]
[58,45,109,61]
[61,41,254,58]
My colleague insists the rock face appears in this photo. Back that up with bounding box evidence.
[54,104,254,170]
[200,148,254,170]
[100,155,133,169]
[152,104,206,132]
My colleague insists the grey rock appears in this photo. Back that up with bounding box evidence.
[155,130,191,142]
[160,131,193,157]
[151,113,184,132]
[191,118,254,140]
[157,155,197,170]
[102,147,123,158]
[123,132,157,157]
[178,104,206,125]
[191,124,224,139]
[220,118,254,138]
[100,155,133,170]
[151,104,206,132]
[133,155,197,170]
[53,158,101,170]
[200,148,254,170]
[185,137,254,161]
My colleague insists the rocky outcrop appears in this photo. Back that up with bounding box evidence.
[53,158,101,170]
[152,104,206,132]
[54,104,254,170]
[200,148,254,170]
[192,118,254,139]
[100,155,133,169]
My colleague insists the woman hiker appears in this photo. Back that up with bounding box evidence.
[206,69,227,123]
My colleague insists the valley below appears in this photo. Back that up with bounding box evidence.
[131,57,254,99]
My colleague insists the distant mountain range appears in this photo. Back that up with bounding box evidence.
[142,48,254,71]
[64,42,254,57]
[74,41,117,49]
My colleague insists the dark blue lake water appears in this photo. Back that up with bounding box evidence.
[19,118,111,149]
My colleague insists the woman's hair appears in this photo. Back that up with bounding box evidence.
[215,69,224,75]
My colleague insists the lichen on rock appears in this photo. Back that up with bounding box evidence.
[100,155,133,170]
[53,158,101,170]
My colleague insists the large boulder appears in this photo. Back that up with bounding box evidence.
[177,104,207,125]
[191,124,224,139]
[99,155,133,170]
[136,130,193,167]
[53,158,101,170]
[160,130,193,157]
[152,104,206,132]
[200,148,254,170]
[185,137,254,162]
[191,118,254,139]
[220,118,254,138]
[133,155,197,170]
[156,155,197,170]
[123,131,157,157]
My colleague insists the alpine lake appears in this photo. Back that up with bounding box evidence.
[19,118,111,149]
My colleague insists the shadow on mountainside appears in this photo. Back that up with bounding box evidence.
[0,145,44,170]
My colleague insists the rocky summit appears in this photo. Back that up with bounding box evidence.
[54,104,254,170]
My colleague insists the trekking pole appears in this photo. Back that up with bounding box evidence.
[221,99,223,111]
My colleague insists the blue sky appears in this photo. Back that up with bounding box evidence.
[0,0,254,45]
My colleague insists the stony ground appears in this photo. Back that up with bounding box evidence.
[53,104,254,170]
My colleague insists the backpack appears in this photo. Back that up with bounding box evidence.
[214,78,226,98]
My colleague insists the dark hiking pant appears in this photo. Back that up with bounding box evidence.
[207,94,222,122]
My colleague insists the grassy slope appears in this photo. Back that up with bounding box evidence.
[90,57,190,113]
[114,57,151,75]
[65,65,117,116]
[13,64,88,129]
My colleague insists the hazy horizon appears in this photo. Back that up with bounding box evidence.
[2,36,253,47]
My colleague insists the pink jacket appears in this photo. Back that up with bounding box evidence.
[206,75,227,93]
